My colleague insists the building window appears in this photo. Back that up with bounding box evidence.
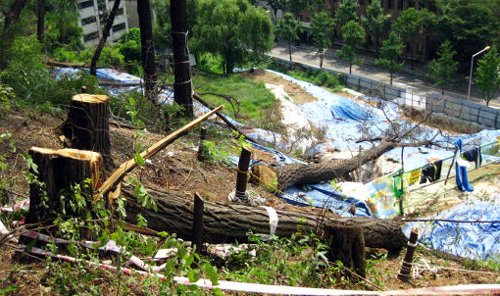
[84,31,99,42]
[408,0,415,7]
[388,0,394,9]
[78,0,94,9]
[117,8,124,16]
[398,0,404,10]
[112,23,126,32]
[81,16,97,25]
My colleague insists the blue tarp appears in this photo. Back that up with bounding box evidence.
[405,202,500,260]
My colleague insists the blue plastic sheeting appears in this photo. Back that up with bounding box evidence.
[330,100,370,121]
[95,68,141,84]
[279,183,372,217]
[404,202,500,260]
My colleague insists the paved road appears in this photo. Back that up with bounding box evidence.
[269,44,500,109]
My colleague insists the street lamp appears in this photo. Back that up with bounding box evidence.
[467,45,490,99]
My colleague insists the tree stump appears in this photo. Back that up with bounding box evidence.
[60,94,114,170]
[324,223,366,280]
[26,147,102,234]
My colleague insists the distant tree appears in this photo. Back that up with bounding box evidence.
[429,41,458,95]
[336,20,365,74]
[375,32,404,85]
[334,0,359,30]
[195,0,273,74]
[276,12,301,67]
[435,0,499,68]
[288,0,324,16]
[475,47,500,106]
[310,12,334,68]
[137,0,157,98]
[361,0,388,53]
[267,0,287,19]
[45,0,82,50]
[0,0,29,69]
[393,7,424,69]
[90,0,122,76]
[37,0,46,44]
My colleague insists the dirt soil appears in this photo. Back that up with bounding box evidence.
[1,108,499,294]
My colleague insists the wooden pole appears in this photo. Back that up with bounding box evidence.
[192,193,204,254]
[95,106,222,201]
[235,147,252,201]
[196,126,207,161]
[171,0,194,118]
[444,147,458,185]
[397,228,419,282]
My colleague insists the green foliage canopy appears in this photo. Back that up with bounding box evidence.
[361,0,388,51]
[334,0,359,29]
[194,0,273,74]
[375,32,404,85]
[310,12,334,68]
[336,20,365,74]
[475,47,500,106]
[429,40,458,95]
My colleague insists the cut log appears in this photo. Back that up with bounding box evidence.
[122,186,407,254]
[60,94,114,170]
[26,148,102,229]
[252,140,396,191]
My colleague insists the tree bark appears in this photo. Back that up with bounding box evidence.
[0,0,29,69]
[252,140,396,191]
[36,0,45,44]
[90,0,122,76]
[137,0,157,99]
[171,0,194,118]
[122,186,407,254]
[26,148,102,228]
[3,0,29,30]
[60,94,114,170]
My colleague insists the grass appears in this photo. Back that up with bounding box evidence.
[268,62,344,92]
[193,71,276,124]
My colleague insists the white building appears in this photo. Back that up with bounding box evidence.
[76,0,129,47]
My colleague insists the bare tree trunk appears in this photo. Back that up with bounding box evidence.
[36,0,45,44]
[90,0,122,76]
[0,0,29,69]
[288,38,293,67]
[3,0,29,29]
[320,51,324,68]
[137,0,157,99]
[171,0,194,118]
[122,187,407,254]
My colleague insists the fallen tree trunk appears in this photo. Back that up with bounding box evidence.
[252,140,396,190]
[122,186,407,254]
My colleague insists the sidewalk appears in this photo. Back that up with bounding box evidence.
[268,43,500,109]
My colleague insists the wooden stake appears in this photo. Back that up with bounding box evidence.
[95,106,222,201]
[196,126,207,161]
[235,147,252,201]
[192,193,204,254]
[398,228,419,282]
